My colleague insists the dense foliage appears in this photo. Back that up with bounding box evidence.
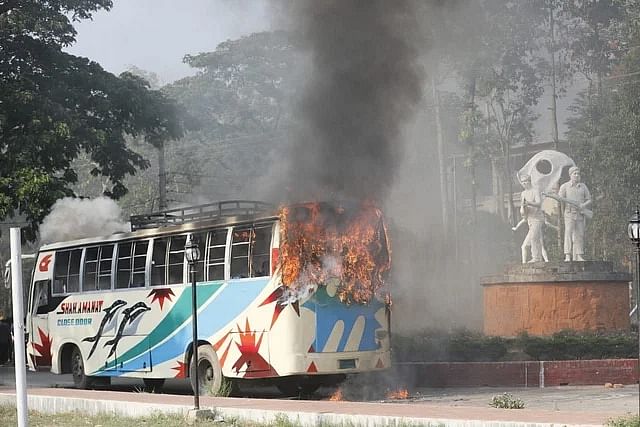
[161,31,298,203]
[392,329,638,362]
[0,0,186,239]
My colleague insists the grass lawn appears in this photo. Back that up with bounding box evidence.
[0,404,305,426]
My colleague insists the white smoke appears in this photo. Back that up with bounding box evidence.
[40,197,129,244]
[279,255,344,304]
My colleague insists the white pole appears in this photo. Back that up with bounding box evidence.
[10,228,28,427]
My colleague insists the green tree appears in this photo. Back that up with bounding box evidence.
[437,1,547,225]
[0,1,185,240]
[161,31,299,202]
[569,5,640,260]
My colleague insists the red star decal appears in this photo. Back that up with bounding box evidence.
[172,360,188,379]
[147,288,175,310]
[32,328,52,366]
[213,330,232,368]
[231,318,277,378]
[219,341,232,368]
[259,286,300,328]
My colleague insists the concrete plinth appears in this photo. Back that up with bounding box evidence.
[481,261,631,336]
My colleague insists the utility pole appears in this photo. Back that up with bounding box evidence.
[549,1,560,151]
[432,75,449,238]
[549,1,562,252]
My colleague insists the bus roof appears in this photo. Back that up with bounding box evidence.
[39,200,278,252]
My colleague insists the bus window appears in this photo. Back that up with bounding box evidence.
[230,228,250,279]
[168,235,186,285]
[53,251,69,294]
[116,242,132,289]
[98,245,114,290]
[53,249,82,294]
[132,241,148,287]
[83,247,99,291]
[116,241,148,289]
[151,238,168,286]
[207,230,227,281]
[68,250,81,293]
[32,280,50,315]
[83,245,114,291]
[251,225,272,277]
[193,233,206,282]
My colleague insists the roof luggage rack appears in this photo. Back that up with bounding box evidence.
[130,200,275,231]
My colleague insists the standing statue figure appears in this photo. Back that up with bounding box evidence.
[514,174,548,263]
[557,166,592,262]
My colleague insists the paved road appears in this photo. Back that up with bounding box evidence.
[1,365,638,415]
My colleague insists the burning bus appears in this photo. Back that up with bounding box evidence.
[25,200,391,395]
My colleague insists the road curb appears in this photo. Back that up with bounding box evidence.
[0,392,604,427]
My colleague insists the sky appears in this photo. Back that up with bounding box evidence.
[64,0,577,141]
[66,0,273,85]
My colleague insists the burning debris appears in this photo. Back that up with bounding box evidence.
[328,389,344,401]
[279,201,391,305]
[326,385,410,402]
[386,388,410,400]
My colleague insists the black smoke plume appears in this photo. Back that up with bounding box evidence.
[284,0,425,202]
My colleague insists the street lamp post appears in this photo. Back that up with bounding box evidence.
[627,208,640,415]
[185,233,201,410]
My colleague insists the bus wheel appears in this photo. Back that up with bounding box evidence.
[143,378,165,393]
[71,347,93,389]
[190,345,222,396]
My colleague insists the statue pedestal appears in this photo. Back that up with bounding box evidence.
[480,261,631,336]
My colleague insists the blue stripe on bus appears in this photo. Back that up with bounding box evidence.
[112,278,269,373]
[303,287,383,352]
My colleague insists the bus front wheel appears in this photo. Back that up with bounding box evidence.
[190,345,222,396]
[71,347,93,389]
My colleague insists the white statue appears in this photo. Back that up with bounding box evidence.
[555,166,592,262]
[513,174,548,263]
[518,150,576,196]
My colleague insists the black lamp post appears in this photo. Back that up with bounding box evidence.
[627,209,640,414]
[185,233,201,410]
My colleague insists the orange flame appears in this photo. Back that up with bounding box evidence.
[386,388,409,400]
[329,388,344,401]
[279,201,391,305]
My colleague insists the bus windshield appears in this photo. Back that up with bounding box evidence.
[279,201,391,305]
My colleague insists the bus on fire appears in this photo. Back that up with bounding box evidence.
[26,200,391,395]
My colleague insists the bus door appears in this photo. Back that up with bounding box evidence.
[27,279,53,370]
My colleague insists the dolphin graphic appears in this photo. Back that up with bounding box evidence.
[105,302,151,359]
[82,299,127,359]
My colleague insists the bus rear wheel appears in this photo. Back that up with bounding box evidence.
[71,347,94,389]
[190,345,223,396]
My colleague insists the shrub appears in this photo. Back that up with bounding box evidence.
[607,415,640,427]
[392,329,508,362]
[392,329,637,362]
[489,393,525,409]
[516,331,637,360]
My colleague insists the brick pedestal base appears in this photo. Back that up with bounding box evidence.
[481,261,631,336]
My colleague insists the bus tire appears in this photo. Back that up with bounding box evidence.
[143,378,165,393]
[190,345,223,396]
[71,347,94,389]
